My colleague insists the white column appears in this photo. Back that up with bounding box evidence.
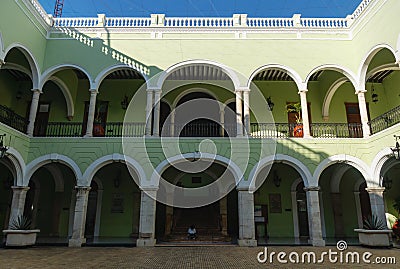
[237,188,257,246]
[220,196,228,236]
[137,188,157,247]
[353,191,363,228]
[145,90,154,136]
[243,90,250,135]
[94,189,103,238]
[152,90,161,137]
[219,107,225,137]
[291,191,300,245]
[170,110,176,137]
[69,186,91,247]
[304,186,325,246]
[356,90,371,137]
[299,89,311,138]
[8,186,30,228]
[235,90,243,137]
[85,90,98,137]
[366,187,386,223]
[26,89,41,136]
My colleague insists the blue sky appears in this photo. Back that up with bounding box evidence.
[39,0,362,18]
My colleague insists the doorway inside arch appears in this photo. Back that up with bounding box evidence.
[0,158,14,241]
[319,163,370,245]
[155,161,238,244]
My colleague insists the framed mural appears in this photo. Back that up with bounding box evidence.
[269,193,282,213]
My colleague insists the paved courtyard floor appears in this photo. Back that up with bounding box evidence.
[0,245,399,268]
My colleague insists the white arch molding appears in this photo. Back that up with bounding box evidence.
[290,177,303,244]
[305,64,359,90]
[312,154,372,187]
[25,154,82,186]
[171,87,219,109]
[1,63,32,79]
[248,154,313,190]
[40,64,94,89]
[151,153,243,189]
[5,43,40,89]
[358,44,398,88]
[48,76,75,118]
[82,154,146,187]
[0,32,4,60]
[94,64,149,90]
[44,164,65,192]
[321,77,349,120]
[5,147,26,186]
[370,148,395,187]
[247,64,304,91]
[156,60,242,89]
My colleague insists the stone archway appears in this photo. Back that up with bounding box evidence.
[0,157,15,239]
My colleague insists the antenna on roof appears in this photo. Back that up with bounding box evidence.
[53,0,65,18]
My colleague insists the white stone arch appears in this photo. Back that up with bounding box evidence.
[358,43,398,88]
[40,64,94,89]
[305,64,359,90]
[290,177,304,243]
[313,154,372,187]
[150,153,243,189]
[247,64,304,90]
[171,87,219,109]
[44,164,65,192]
[47,76,75,118]
[366,63,400,82]
[330,165,352,193]
[321,77,348,120]
[370,147,394,187]
[4,147,26,186]
[4,43,40,88]
[156,60,242,89]
[93,64,149,90]
[248,154,313,190]
[0,32,4,60]
[82,154,146,187]
[0,63,32,79]
[25,154,82,186]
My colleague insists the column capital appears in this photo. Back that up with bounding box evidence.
[0,59,5,66]
[298,88,308,93]
[11,186,30,192]
[304,186,321,192]
[31,88,42,94]
[147,87,161,92]
[366,187,385,194]
[235,88,250,93]
[140,186,159,192]
[75,186,91,194]
[355,89,367,94]
[89,89,99,94]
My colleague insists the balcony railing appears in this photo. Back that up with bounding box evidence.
[369,105,400,135]
[0,104,28,133]
[161,123,237,137]
[105,122,146,137]
[311,123,363,138]
[250,123,292,138]
[45,122,83,137]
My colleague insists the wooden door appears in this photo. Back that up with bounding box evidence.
[33,103,50,136]
[345,103,369,138]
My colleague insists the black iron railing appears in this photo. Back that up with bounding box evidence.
[250,123,297,138]
[311,123,363,138]
[45,122,83,137]
[369,105,400,135]
[0,104,28,133]
[104,122,146,137]
[162,123,236,137]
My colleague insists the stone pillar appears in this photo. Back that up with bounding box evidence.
[366,187,386,223]
[152,90,161,137]
[299,89,311,138]
[170,110,176,137]
[237,189,257,246]
[304,186,325,246]
[69,186,91,247]
[145,90,154,136]
[219,107,225,137]
[8,186,30,228]
[235,90,243,137]
[220,196,228,236]
[26,89,41,136]
[243,90,250,135]
[85,90,98,137]
[137,189,157,247]
[356,90,371,137]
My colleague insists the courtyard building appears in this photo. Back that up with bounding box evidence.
[0,0,400,247]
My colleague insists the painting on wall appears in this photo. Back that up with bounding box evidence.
[269,193,282,213]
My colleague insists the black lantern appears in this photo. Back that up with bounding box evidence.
[0,134,9,159]
[267,96,275,111]
[273,170,282,188]
[391,135,400,160]
[382,176,393,190]
[121,94,129,110]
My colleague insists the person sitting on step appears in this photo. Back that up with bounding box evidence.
[187,225,197,240]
